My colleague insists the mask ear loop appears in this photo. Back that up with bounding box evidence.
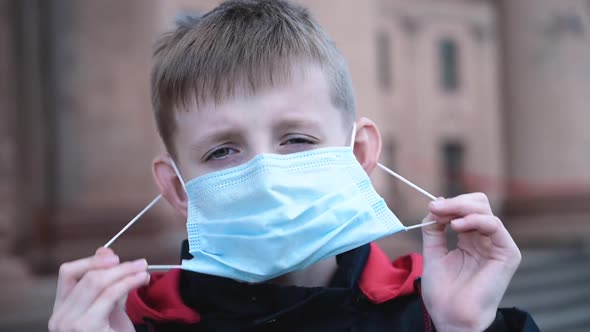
[146,158,185,270]
[350,122,436,231]
[350,122,438,230]
[103,194,162,248]
[170,158,187,192]
[349,123,357,148]
[103,158,187,271]
[376,164,437,201]
[375,162,438,230]
[102,195,182,271]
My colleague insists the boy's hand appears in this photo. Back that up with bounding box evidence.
[48,248,149,332]
[420,193,521,332]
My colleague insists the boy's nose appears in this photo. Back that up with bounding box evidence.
[247,136,275,158]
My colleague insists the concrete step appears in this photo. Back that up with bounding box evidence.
[501,249,590,332]
[506,255,590,293]
[507,213,590,248]
[516,249,583,270]
[502,281,590,311]
[534,301,590,332]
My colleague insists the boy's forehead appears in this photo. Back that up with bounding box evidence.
[174,65,346,141]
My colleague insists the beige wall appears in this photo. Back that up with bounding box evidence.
[376,0,503,218]
[52,0,163,212]
[501,0,590,196]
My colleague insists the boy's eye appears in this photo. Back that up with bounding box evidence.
[206,147,237,160]
[281,137,315,145]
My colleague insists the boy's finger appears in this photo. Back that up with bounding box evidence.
[56,259,148,320]
[450,214,515,250]
[428,193,492,217]
[424,214,454,225]
[95,247,115,256]
[82,271,150,324]
[421,213,448,260]
[54,253,120,309]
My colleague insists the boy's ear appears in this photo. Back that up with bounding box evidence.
[352,117,382,175]
[153,154,188,218]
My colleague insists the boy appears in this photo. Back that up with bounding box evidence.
[49,1,539,331]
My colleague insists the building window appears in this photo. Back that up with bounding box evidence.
[442,142,465,197]
[438,38,460,91]
[376,31,393,90]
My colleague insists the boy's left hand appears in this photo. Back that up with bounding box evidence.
[420,193,521,332]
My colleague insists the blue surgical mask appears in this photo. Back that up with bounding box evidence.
[176,146,404,282]
[103,124,437,282]
[169,125,433,283]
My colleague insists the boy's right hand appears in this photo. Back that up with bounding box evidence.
[48,247,150,332]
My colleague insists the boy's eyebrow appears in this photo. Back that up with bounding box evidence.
[188,117,325,153]
[190,127,244,151]
[272,117,324,133]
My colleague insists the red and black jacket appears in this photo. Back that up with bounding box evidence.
[127,241,539,331]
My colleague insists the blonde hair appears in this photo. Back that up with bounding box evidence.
[151,0,356,157]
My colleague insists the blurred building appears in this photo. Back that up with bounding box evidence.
[0,0,589,331]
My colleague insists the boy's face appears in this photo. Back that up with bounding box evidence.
[153,63,381,217]
[174,64,350,181]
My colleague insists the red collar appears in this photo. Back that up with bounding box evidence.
[358,243,423,303]
[126,269,200,324]
[126,243,422,324]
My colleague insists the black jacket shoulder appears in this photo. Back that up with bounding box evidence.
[134,292,540,332]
